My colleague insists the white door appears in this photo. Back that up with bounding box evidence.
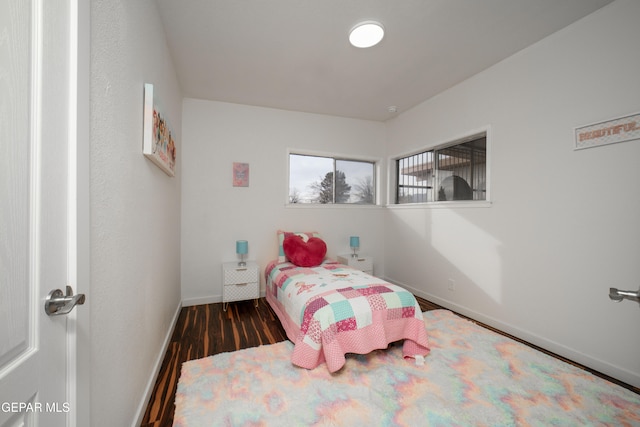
[0,1,80,426]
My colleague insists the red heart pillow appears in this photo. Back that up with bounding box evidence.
[283,235,327,267]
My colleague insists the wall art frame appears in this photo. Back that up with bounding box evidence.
[574,112,640,150]
[233,162,249,187]
[143,83,177,176]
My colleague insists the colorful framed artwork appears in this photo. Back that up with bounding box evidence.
[233,162,249,187]
[143,83,177,176]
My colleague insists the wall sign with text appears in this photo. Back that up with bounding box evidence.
[574,113,640,150]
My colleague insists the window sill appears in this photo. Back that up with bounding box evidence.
[285,203,383,209]
[284,201,492,209]
[385,201,492,209]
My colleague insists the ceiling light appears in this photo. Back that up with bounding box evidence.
[349,21,384,48]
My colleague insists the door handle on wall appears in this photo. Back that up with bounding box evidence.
[45,285,86,316]
[609,287,640,303]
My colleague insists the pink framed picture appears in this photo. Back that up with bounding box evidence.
[233,162,249,187]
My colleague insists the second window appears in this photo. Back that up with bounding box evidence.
[395,134,487,204]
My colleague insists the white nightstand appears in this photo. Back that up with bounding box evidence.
[222,261,259,311]
[337,255,373,275]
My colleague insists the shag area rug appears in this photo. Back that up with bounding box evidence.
[174,310,640,426]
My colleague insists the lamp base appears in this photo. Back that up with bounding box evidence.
[351,247,359,258]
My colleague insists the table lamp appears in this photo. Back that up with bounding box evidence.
[350,236,360,258]
[236,240,248,266]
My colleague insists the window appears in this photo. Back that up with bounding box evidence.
[395,134,487,204]
[289,153,376,204]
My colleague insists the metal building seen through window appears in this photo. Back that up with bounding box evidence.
[396,135,486,204]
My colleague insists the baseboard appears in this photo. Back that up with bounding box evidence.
[181,290,266,307]
[384,275,640,390]
[182,295,221,307]
[131,300,183,427]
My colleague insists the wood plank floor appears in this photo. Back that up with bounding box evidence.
[140,298,287,426]
[140,296,638,426]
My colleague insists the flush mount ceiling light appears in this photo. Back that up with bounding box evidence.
[349,21,384,48]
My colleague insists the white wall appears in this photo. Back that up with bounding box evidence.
[385,0,640,387]
[181,100,386,304]
[90,1,182,425]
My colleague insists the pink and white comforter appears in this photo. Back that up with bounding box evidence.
[265,260,430,372]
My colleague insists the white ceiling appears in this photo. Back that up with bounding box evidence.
[155,0,613,122]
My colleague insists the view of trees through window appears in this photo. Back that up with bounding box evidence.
[289,154,375,204]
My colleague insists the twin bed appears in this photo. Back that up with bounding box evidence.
[264,230,430,372]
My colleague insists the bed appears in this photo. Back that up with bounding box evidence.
[265,230,430,372]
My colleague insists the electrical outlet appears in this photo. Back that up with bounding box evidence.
[447,279,455,292]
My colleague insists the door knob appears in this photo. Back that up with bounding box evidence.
[45,285,85,316]
[609,287,640,303]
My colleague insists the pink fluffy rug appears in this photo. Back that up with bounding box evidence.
[174,309,640,426]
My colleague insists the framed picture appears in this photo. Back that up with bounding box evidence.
[143,83,177,176]
[233,162,249,187]
[574,112,640,150]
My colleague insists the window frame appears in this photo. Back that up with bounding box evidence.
[390,129,491,207]
[286,149,380,207]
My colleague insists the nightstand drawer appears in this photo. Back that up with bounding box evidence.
[350,257,372,272]
[224,266,257,285]
[337,255,373,274]
[224,281,259,302]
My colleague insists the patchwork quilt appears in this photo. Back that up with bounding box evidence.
[265,260,430,372]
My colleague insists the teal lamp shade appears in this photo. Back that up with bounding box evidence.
[236,240,248,266]
[236,240,248,255]
[350,236,360,258]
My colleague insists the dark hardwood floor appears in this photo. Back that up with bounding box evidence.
[140,298,287,426]
[140,296,638,426]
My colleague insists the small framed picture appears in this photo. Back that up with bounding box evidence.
[233,162,249,187]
